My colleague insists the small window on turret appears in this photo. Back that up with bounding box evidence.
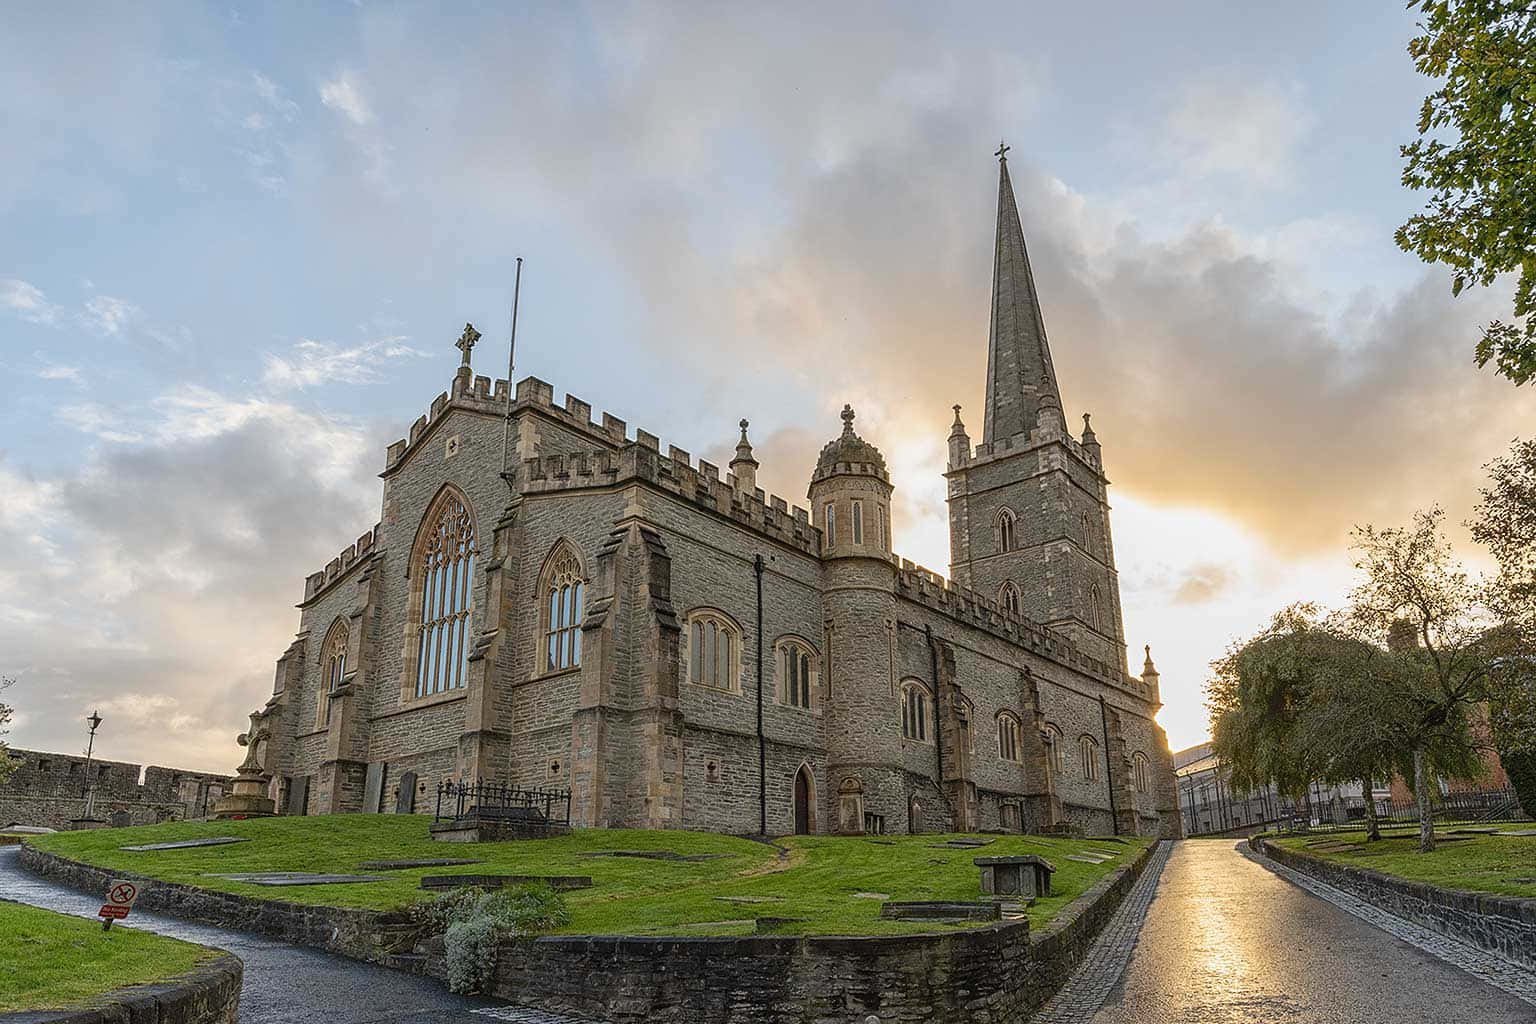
[851,500,863,544]
[823,502,836,546]
[878,505,889,550]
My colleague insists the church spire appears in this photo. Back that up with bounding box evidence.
[982,144,1064,445]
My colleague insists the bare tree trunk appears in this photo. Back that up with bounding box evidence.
[1361,777,1380,842]
[1413,746,1435,853]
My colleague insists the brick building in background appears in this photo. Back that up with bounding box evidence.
[227,153,1182,838]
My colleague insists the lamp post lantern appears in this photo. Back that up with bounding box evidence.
[82,710,103,820]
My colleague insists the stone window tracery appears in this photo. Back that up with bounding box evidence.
[1089,584,1104,630]
[411,488,477,699]
[996,507,1017,554]
[997,711,1022,762]
[541,543,585,673]
[688,611,739,691]
[999,581,1021,616]
[318,619,347,729]
[1133,752,1150,794]
[1079,735,1101,781]
[1044,722,1065,773]
[777,638,816,709]
[900,679,930,742]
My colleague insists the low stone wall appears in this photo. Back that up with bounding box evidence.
[17,846,421,962]
[410,840,1161,1023]
[1252,836,1536,970]
[4,951,242,1024]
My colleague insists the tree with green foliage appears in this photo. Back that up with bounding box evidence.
[1343,510,1504,851]
[1396,1,1536,385]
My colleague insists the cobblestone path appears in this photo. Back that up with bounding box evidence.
[0,846,555,1024]
[1053,839,1536,1023]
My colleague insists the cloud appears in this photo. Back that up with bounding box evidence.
[320,70,374,126]
[79,294,139,336]
[1159,77,1314,187]
[1170,564,1236,605]
[1,279,60,325]
[261,336,428,390]
[35,359,83,385]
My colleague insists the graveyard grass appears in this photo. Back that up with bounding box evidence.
[28,816,1150,936]
[1271,831,1536,900]
[0,899,215,1012]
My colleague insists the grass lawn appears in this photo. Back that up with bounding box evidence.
[29,816,1150,936]
[1272,829,1536,900]
[0,899,215,1013]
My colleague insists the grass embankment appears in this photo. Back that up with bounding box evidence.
[1271,830,1536,900]
[29,815,1149,936]
[0,899,215,1012]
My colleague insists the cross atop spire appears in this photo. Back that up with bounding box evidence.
[981,149,1063,444]
[840,404,855,432]
[995,139,1010,161]
[455,322,481,368]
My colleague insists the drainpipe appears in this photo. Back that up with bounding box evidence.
[755,554,766,836]
[924,625,945,794]
[1098,695,1118,836]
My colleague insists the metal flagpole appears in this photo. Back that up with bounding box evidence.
[500,257,524,491]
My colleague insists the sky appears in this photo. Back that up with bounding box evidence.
[1,2,1529,774]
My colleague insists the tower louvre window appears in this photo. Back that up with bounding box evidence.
[412,489,477,699]
[1089,584,1104,630]
[997,507,1017,553]
[852,500,863,544]
[999,581,1021,616]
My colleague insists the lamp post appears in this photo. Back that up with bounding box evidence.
[82,710,103,820]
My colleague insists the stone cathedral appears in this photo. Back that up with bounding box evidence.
[223,153,1182,838]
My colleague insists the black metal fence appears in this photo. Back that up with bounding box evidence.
[434,780,572,828]
[1275,787,1529,835]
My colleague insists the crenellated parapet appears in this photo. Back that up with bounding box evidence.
[894,558,1145,697]
[302,524,383,605]
[522,439,819,556]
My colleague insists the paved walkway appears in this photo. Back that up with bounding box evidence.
[1049,840,1536,1023]
[0,846,533,1024]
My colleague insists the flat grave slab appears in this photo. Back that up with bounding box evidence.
[121,837,249,852]
[420,873,592,891]
[714,895,784,904]
[577,850,732,862]
[1498,829,1536,836]
[1065,853,1114,864]
[850,892,889,900]
[928,838,994,850]
[211,872,385,886]
[357,858,481,870]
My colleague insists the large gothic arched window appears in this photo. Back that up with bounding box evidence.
[412,488,477,699]
[541,542,585,673]
[317,619,347,729]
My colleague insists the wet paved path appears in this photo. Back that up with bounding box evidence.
[0,846,537,1024]
[1076,840,1536,1023]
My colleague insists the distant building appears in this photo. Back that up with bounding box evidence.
[1173,742,1388,836]
[0,748,230,831]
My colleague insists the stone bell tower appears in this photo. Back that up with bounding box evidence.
[945,146,1127,669]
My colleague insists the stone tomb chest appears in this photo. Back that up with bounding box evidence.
[975,855,1054,899]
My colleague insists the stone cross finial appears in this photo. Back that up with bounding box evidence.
[841,404,855,431]
[995,140,1010,161]
[953,404,963,424]
[455,322,481,367]
[739,418,750,442]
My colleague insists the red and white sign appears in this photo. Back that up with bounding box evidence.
[98,878,140,922]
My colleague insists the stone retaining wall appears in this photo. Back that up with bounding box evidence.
[22,840,1160,1023]
[16,846,419,962]
[1252,836,1536,971]
[3,952,242,1024]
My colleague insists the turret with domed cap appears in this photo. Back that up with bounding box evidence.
[808,404,893,558]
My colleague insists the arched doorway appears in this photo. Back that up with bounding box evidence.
[793,766,815,835]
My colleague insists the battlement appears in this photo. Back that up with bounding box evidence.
[964,422,1100,474]
[302,524,382,604]
[893,559,1143,695]
[521,441,819,555]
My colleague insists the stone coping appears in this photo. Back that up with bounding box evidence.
[1251,835,1536,971]
[2,951,242,1024]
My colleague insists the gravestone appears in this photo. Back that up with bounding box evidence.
[109,810,131,828]
[286,776,310,817]
[395,770,418,814]
[363,762,387,813]
[975,854,1054,898]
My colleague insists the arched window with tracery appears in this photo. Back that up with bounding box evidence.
[999,581,1021,617]
[900,679,930,742]
[687,610,739,691]
[777,638,816,709]
[540,543,585,673]
[1079,735,1101,781]
[997,711,1022,762]
[411,488,476,699]
[996,507,1017,554]
[318,619,347,729]
[1133,752,1150,794]
[1043,722,1065,774]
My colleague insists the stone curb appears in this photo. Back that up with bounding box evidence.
[1250,835,1536,971]
[0,951,242,1024]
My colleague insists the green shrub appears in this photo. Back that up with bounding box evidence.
[412,884,572,995]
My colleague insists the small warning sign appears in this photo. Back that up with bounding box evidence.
[98,878,142,929]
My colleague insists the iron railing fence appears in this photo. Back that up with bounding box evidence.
[434,779,572,828]
[1183,786,1529,837]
